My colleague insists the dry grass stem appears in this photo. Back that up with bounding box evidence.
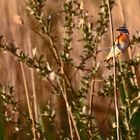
[20,62,37,140]
[107,0,120,139]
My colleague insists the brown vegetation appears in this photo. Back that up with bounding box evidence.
[0,0,140,139]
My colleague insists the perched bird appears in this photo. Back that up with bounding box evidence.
[104,26,130,62]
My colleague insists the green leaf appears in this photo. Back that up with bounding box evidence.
[130,106,140,136]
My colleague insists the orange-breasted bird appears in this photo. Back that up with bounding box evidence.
[104,26,130,62]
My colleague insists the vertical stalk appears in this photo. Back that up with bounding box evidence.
[28,36,38,124]
[59,59,80,140]
[107,0,120,139]
[20,62,36,140]
[0,94,4,140]
[57,77,80,140]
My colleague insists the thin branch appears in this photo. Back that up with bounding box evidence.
[62,81,74,140]
[20,62,37,140]
[107,0,120,140]
[95,99,113,134]
[27,36,38,124]
[60,59,80,140]
[57,77,80,140]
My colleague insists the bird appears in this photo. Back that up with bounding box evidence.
[104,26,130,62]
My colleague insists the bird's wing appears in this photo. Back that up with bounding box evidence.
[104,45,121,62]
[104,36,121,62]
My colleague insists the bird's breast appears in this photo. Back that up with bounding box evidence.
[116,34,130,51]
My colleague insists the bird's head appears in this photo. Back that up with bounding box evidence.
[116,26,129,34]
